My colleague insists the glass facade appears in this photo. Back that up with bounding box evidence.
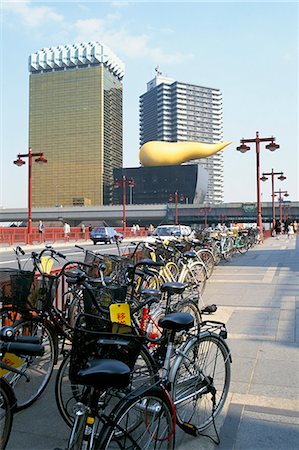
[29,65,123,207]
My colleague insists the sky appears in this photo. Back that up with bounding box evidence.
[0,0,298,208]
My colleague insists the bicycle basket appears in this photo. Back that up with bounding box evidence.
[0,268,35,310]
[83,251,103,277]
[83,251,119,278]
[83,284,128,316]
[118,243,150,265]
[69,313,144,385]
[28,275,59,310]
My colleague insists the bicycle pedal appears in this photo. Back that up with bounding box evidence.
[181,422,198,436]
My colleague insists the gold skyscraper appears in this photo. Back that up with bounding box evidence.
[29,42,124,207]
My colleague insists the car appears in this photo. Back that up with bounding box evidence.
[90,226,123,245]
[146,224,192,242]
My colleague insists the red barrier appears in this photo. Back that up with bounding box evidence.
[0,227,148,247]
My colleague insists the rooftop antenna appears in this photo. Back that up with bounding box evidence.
[155,65,162,76]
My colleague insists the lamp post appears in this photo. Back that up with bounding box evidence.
[13,148,47,244]
[274,189,289,224]
[237,131,279,242]
[114,176,135,234]
[282,201,291,223]
[169,192,184,225]
[260,169,286,232]
[199,204,211,228]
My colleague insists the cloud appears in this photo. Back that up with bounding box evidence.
[3,2,192,64]
[3,0,63,27]
[74,19,193,64]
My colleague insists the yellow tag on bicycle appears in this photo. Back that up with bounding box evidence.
[40,256,54,274]
[0,353,24,377]
[150,252,156,262]
[109,303,131,326]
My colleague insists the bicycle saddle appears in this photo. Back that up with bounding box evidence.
[161,282,187,295]
[158,312,194,331]
[140,288,161,298]
[76,359,131,389]
[65,269,87,284]
[183,250,197,259]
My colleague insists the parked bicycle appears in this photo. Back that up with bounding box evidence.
[0,326,44,449]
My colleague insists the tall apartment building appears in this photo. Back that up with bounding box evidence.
[29,42,124,207]
[139,72,224,204]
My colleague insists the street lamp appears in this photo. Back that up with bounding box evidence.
[169,192,184,225]
[13,147,47,244]
[237,131,280,241]
[261,169,286,232]
[274,189,289,224]
[114,176,135,234]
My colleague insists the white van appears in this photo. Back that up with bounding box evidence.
[146,224,192,242]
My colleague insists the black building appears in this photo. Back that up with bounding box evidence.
[113,164,207,205]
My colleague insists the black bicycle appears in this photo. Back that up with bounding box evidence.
[0,326,44,449]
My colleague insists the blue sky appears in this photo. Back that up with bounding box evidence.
[1,1,298,208]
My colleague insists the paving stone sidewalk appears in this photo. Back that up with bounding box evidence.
[7,235,299,450]
[177,234,299,450]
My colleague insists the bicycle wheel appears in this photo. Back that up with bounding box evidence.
[63,290,84,328]
[212,242,222,265]
[180,261,207,298]
[223,239,234,261]
[137,270,162,292]
[56,347,157,427]
[171,333,231,432]
[5,318,56,411]
[97,386,175,450]
[165,261,179,281]
[237,236,249,255]
[175,298,202,334]
[0,307,22,328]
[0,379,16,450]
[196,250,215,279]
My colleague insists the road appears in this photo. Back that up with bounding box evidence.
[0,241,137,270]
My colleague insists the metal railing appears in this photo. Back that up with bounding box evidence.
[0,227,149,247]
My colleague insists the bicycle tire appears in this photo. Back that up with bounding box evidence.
[175,298,202,334]
[196,249,215,279]
[212,242,222,265]
[223,239,234,261]
[0,378,17,450]
[137,270,161,292]
[97,386,175,450]
[237,236,249,255]
[171,332,231,432]
[6,317,56,411]
[180,261,207,298]
[165,261,179,281]
[55,346,157,428]
[63,291,84,329]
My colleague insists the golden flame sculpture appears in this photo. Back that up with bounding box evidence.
[139,141,232,166]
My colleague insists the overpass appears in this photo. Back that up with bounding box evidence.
[1,201,298,227]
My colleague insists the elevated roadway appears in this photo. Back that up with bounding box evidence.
[0,201,298,226]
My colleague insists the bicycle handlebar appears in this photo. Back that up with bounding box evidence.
[75,244,85,251]
[1,327,41,345]
[0,341,45,357]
